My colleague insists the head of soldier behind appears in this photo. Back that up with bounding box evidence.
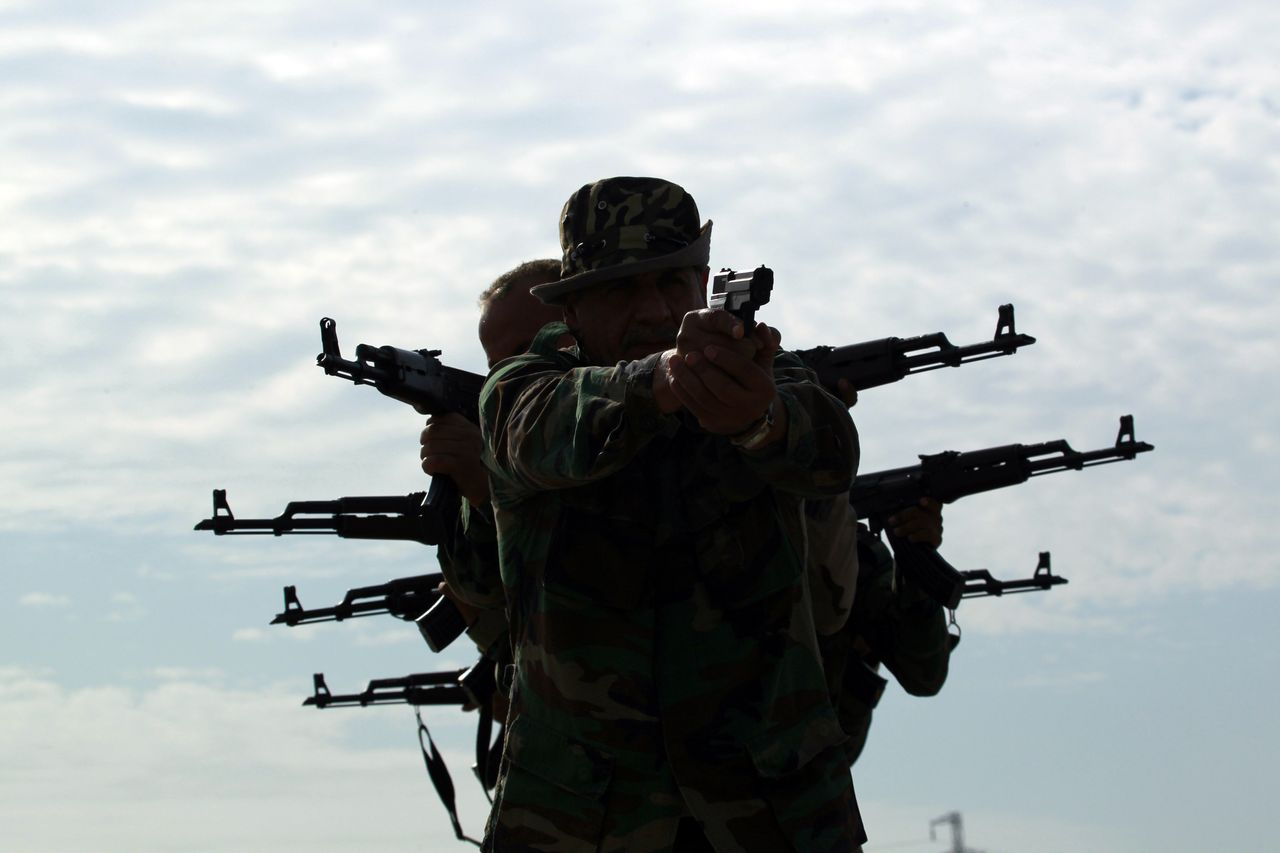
[477,259,565,368]
[530,176,712,365]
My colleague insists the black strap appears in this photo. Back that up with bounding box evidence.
[472,702,495,802]
[483,722,505,792]
[415,708,481,847]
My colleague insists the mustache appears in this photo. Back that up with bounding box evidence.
[621,324,679,351]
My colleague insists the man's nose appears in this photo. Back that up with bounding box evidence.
[631,280,674,324]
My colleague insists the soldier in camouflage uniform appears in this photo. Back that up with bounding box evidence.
[479,177,865,852]
[422,260,566,679]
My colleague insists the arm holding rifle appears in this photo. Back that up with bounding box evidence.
[314,317,508,654]
[418,412,511,660]
[807,427,952,766]
[317,317,484,517]
[420,413,489,509]
[822,524,956,765]
[802,373,942,637]
[317,317,485,420]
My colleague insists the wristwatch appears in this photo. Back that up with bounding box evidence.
[729,401,775,451]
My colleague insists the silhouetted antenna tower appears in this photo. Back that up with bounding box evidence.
[930,811,985,853]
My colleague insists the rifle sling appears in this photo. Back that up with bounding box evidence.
[472,702,499,799]
[415,708,481,847]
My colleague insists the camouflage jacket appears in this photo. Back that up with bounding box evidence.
[803,494,860,636]
[479,326,864,852]
[437,499,509,663]
[820,527,954,765]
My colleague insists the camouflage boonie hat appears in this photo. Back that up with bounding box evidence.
[530,176,713,304]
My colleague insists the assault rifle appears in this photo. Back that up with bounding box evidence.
[194,490,467,651]
[850,415,1153,608]
[317,316,485,420]
[194,488,444,544]
[710,265,773,326]
[307,660,502,846]
[316,317,485,511]
[306,658,497,711]
[271,573,466,653]
[306,669,469,709]
[794,303,1036,396]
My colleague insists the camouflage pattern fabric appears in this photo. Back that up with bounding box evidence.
[478,326,865,852]
[437,499,510,661]
[803,495,859,636]
[822,528,954,765]
[531,177,712,305]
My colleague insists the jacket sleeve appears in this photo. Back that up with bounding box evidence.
[804,494,860,635]
[852,528,953,697]
[737,355,859,498]
[436,499,504,609]
[433,499,510,660]
[480,350,679,495]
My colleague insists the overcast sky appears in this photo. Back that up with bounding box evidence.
[2,1,1277,851]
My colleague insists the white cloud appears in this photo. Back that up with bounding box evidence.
[135,563,177,581]
[0,0,1271,621]
[0,4,1277,848]
[105,591,146,622]
[150,666,224,681]
[18,592,70,608]
[0,669,491,852]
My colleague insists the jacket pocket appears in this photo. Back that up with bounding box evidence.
[746,705,846,779]
[745,707,865,850]
[693,494,803,611]
[489,715,614,853]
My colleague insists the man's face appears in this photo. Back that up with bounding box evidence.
[564,266,708,365]
[479,276,565,368]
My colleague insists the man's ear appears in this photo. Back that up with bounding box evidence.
[697,266,710,307]
[562,298,578,332]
